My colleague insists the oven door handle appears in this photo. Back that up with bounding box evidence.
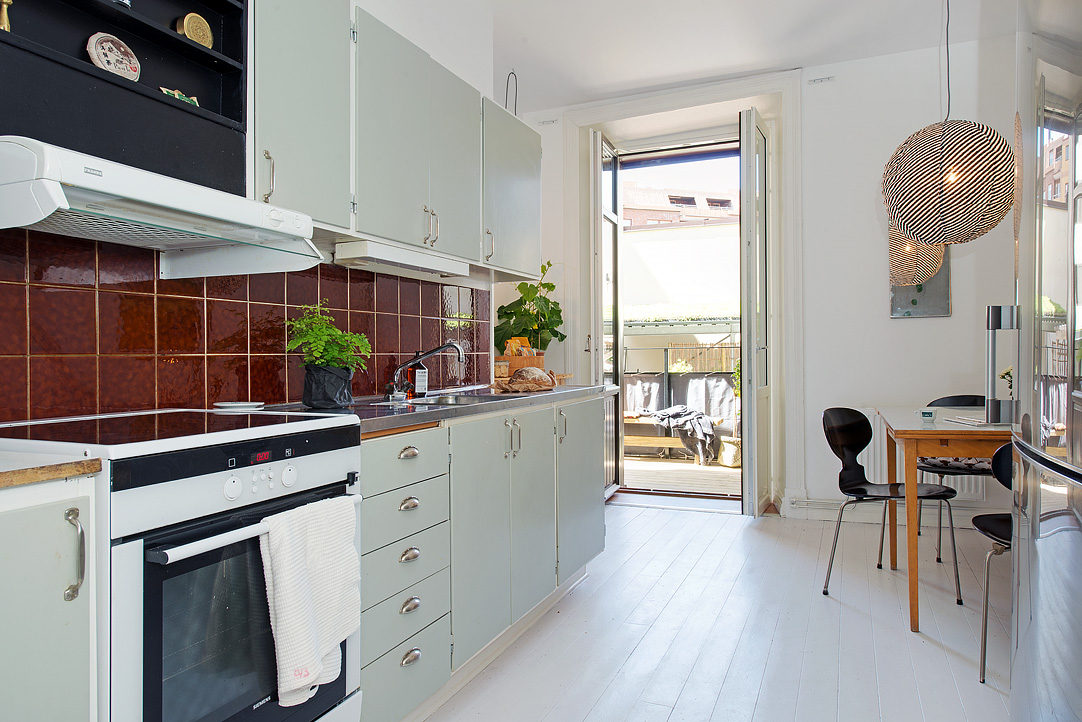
[146,494,363,565]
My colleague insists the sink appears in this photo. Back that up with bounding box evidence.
[406,395,492,406]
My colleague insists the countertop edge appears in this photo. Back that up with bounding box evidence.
[0,457,103,490]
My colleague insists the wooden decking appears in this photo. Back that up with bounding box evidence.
[623,456,741,497]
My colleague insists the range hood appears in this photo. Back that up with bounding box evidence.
[0,136,322,278]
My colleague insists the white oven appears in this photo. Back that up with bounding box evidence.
[0,409,362,722]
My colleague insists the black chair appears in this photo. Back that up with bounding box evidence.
[822,407,962,604]
[917,395,989,561]
[975,443,1012,683]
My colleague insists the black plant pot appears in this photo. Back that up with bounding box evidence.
[302,365,354,409]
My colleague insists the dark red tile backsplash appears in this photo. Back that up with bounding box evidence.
[0,231,492,419]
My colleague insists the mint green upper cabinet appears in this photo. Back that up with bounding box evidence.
[482,98,542,278]
[428,63,482,262]
[355,7,432,247]
[254,0,351,228]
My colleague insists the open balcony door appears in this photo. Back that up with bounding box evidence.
[740,107,772,517]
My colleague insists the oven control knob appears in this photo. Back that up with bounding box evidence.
[282,465,298,487]
[223,476,242,500]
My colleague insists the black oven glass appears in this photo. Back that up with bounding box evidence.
[143,486,348,722]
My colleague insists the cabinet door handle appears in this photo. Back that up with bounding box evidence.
[400,596,421,614]
[399,546,421,563]
[430,209,439,246]
[583,333,592,353]
[400,648,422,667]
[422,205,432,245]
[262,150,275,203]
[558,409,568,444]
[64,507,85,602]
[504,418,513,458]
[511,419,522,458]
[398,446,420,460]
[399,496,420,511]
[485,228,495,261]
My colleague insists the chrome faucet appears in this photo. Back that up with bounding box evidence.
[389,341,466,396]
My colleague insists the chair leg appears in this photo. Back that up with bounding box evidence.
[936,499,944,563]
[981,543,1009,683]
[917,499,922,536]
[877,500,888,569]
[944,500,962,605]
[823,499,856,596]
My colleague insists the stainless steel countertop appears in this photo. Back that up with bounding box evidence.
[273,384,617,434]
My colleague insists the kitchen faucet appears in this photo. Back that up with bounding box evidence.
[389,341,466,397]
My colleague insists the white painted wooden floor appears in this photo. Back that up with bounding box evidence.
[427,505,1012,722]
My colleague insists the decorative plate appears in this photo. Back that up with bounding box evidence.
[176,12,213,49]
[213,402,265,411]
[87,32,141,81]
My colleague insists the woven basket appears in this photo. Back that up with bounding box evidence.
[495,352,545,375]
[718,437,742,468]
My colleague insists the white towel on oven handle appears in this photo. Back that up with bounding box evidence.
[259,495,360,707]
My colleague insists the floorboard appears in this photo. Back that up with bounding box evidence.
[427,505,1013,722]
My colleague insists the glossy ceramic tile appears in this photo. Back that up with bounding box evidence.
[157,356,205,408]
[286,267,319,307]
[286,355,305,403]
[0,229,26,283]
[475,353,490,382]
[420,281,440,318]
[375,274,399,314]
[400,316,421,356]
[250,273,285,304]
[158,296,205,354]
[207,355,249,404]
[206,275,248,301]
[207,300,249,354]
[373,354,403,391]
[98,292,155,355]
[28,232,96,287]
[99,356,155,412]
[97,242,155,292]
[320,264,349,310]
[459,287,475,320]
[31,356,97,418]
[376,313,400,354]
[349,270,375,312]
[30,287,95,354]
[249,303,286,354]
[351,365,377,397]
[350,312,375,346]
[156,275,205,298]
[474,289,491,321]
[250,355,286,404]
[441,285,460,318]
[0,357,28,421]
[399,278,421,316]
[421,317,442,351]
[0,283,27,356]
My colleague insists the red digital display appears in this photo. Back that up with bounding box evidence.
[250,450,272,464]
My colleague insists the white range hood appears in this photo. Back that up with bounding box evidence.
[0,136,322,278]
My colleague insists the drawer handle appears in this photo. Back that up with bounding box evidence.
[399,547,421,563]
[400,648,422,667]
[398,446,420,460]
[399,496,420,511]
[400,596,421,614]
[64,508,85,602]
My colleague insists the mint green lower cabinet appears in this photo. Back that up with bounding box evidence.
[449,414,512,669]
[556,398,606,584]
[360,616,451,722]
[0,495,92,721]
[509,409,557,622]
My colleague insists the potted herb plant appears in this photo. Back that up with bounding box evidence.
[494,260,568,363]
[286,300,372,409]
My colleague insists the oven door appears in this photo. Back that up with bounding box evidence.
[110,484,361,722]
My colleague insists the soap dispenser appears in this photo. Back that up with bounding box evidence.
[405,352,428,399]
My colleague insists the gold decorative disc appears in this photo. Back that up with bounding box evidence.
[176,13,213,49]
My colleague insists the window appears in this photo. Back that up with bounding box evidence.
[1056,146,1063,162]
[706,198,732,209]
[1055,181,1061,198]
[668,195,695,207]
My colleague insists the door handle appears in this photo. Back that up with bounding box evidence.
[399,496,420,511]
[400,648,422,667]
[422,205,432,245]
[399,547,421,563]
[400,596,421,614]
[485,228,495,261]
[504,418,513,458]
[64,507,85,602]
[430,208,439,246]
[583,334,592,353]
[512,419,522,458]
[398,446,420,460]
[262,150,275,203]
[558,409,568,444]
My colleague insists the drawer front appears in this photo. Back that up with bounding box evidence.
[361,427,450,497]
[361,475,449,554]
[362,522,449,610]
[361,568,450,667]
[360,616,451,722]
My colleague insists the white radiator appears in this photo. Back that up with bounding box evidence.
[857,408,986,501]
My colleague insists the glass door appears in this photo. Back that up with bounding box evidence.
[593,131,621,490]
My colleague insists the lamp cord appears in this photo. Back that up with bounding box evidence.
[943,0,952,121]
[505,69,518,116]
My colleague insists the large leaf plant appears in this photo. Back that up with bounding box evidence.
[494,261,568,354]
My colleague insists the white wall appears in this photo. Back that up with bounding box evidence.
[357,0,494,98]
[797,34,1020,509]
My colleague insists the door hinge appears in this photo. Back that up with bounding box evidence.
[350,195,357,214]
[350,23,357,43]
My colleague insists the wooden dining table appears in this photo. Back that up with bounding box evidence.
[876,407,1012,632]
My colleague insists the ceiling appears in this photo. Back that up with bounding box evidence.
[492,0,1021,114]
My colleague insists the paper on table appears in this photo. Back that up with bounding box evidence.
[944,416,991,426]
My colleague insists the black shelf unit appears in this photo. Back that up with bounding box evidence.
[0,0,247,195]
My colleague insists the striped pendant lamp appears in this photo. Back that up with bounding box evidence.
[889,225,944,286]
[882,119,1014,245]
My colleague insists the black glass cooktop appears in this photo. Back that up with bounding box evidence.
[0,409,346,445]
